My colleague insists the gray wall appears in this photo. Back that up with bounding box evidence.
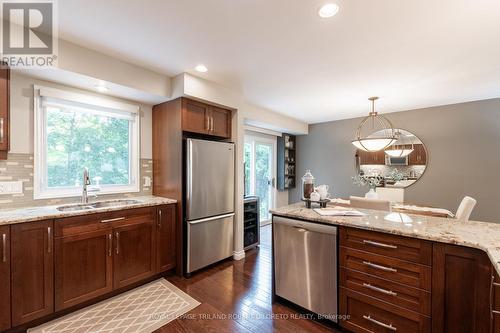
[290,98,500,223]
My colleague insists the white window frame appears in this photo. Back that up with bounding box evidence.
[33,85,141,199]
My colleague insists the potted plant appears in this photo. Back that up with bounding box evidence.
[352,174,384,199]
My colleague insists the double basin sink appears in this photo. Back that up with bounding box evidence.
[56,199,142,212]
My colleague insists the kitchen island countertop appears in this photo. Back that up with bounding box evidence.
[271,202,500,276]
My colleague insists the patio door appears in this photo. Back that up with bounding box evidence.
[244,134,277,225]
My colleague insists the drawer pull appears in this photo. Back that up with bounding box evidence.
[363,239,398,249]
[2,234,6,263]
[363,261,398,273]
[101,217,126,223]
[363,315,397,331]
[493,282,500,287]
[47,227,52,253]
[493,310,500,315]
[158,209,162,229]
[363,282,398,296]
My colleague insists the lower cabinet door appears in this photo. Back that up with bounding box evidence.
[113,221,156,289]
[11,220,54,326]
[156,205,176,273]
[55,229,114,310]
[0,226,11,332]
[432,243,492,333]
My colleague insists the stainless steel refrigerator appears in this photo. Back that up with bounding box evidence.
[186,138,235,273]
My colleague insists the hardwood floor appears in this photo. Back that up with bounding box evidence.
[159,225,339,333]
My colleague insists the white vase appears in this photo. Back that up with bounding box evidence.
[365,188,379,199]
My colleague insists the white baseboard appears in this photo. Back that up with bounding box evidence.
[233,250,245,260]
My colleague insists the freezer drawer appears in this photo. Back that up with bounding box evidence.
[273,216,338,320]
[187,213,234,273]
[186,139,235,221]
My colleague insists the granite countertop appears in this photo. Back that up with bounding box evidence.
[271,202,500,276]
[0,195,177,226]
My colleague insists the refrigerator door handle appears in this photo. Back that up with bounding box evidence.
[189,213,235,225]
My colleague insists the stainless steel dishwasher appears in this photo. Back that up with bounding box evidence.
[273,216,338,321]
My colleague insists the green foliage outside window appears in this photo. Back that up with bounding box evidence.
[46,107,130,188]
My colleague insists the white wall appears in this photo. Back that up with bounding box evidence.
[10,72,153,158]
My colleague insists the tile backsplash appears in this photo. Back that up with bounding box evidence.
[0,153,153,209]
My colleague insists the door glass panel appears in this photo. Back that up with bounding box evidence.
[255,143,272,221]
[244,143,252,197]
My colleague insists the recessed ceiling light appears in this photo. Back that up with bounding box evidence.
[94,84,109,93]
[318,3,339,18]
[195,64,208,73]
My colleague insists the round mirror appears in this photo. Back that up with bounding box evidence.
[354,129,427,188]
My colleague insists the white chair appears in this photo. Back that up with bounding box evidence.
[376,187,404,203]
[350,196,391,212]
[455,196,477,221]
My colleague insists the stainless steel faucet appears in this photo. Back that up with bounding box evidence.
[81,168,99,204]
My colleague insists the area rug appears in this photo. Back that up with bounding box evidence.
[28,279,200,333]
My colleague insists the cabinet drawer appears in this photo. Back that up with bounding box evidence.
[340,267,431,315]
[55,207,156,237]
[340,227,432,265]
[340,246,431,291]
[339,288,431,333]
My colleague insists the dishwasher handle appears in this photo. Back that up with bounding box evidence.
[273,216,337,235]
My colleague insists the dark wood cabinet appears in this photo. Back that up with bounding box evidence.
[0,63,10,159]
[409,144,427,165]
[357,149,386,165]
[493,268,500,333]
[54,228,113,310]
[0,226,10,332]
[11,220,54,326]
[432,243,492,333]
[180,98,232,138]
[113,218,157,289]
[209,105,232,138]
[156,205,176,273]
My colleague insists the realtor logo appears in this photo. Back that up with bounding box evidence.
[1,0,58,67]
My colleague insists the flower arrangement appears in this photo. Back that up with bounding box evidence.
[352,174,384,190]
[387,168,405,182]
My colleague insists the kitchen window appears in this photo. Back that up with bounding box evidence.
[33,86,140,199]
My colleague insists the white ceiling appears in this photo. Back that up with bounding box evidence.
[59,0,500,123]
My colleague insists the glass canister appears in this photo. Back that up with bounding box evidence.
[302,169,315,199]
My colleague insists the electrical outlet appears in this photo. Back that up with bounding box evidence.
[0,181,23,195]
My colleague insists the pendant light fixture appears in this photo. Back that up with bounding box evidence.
[352,97,397,152]
[385,130,414,157]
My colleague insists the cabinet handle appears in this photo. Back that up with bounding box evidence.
[363,282,398,296]
[363,315,397,331]
[363,239,398,249]
[47,227,52,253]
[0,117,4,144]
[101,217,125,223]
[492,275,495,320]
[363,261,397,273]
[108,233,112,257]
[158,209,162,229]
[210,117,214,131]
[2,234,6,263]
[205,116,210,130]
[115,232,120,255]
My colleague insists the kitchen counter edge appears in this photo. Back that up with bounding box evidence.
[0,195,177,226]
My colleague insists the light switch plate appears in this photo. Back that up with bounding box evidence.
[0,181,23,195]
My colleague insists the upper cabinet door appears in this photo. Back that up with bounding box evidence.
[0,63,9,158]
[209,106,232,138]
[11,220,54,326]
[0,226,10,332]
[409,144,426,165]
[181,99,210,135]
